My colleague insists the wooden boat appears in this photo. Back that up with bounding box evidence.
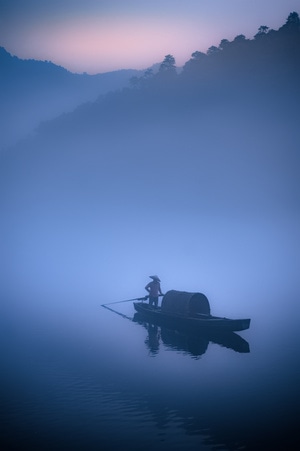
[133,290,250,332]
[133,313,250,354]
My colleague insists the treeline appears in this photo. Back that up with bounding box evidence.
[29,11,300,140]
[128,12,300,97]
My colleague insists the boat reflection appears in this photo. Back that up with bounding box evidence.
[144,323,161,356]
[133,313,250,357]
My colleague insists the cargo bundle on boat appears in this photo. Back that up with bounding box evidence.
[133,290,250,332]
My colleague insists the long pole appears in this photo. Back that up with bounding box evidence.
[100,295,148,307]
[101,304,134,320]
[101,293,164,307]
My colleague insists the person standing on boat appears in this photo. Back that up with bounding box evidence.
[145,275,163,308]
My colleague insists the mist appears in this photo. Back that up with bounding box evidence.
[1,14,300,450]
[2,83,299,314]
[0,46,143,150]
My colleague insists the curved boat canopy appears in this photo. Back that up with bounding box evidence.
[161,290,211,316]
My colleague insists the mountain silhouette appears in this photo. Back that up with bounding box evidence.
[27,12,299,137]
[0,47,142,149]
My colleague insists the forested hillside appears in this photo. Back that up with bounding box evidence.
[34,12,300,138]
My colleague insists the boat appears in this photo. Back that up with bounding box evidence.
[133,313,250,354]
[133,290,251,332]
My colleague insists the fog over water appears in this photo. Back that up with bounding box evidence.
[1,15,300,450]
[2,102,299,305]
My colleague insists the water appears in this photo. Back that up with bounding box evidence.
[1,275,299,451]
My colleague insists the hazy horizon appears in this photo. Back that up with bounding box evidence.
[1,1,299,73]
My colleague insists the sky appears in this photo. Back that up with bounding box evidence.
[0,0,300,73]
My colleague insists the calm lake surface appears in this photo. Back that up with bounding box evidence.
[1,278,299,451]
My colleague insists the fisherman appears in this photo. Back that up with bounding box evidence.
[145,275,163,308]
